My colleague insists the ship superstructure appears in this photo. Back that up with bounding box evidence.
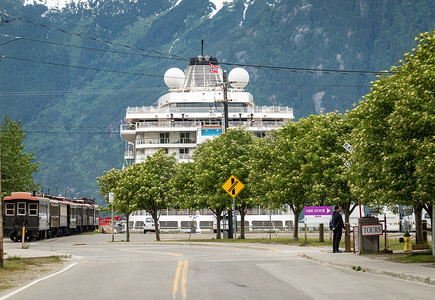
[120,55,293,163]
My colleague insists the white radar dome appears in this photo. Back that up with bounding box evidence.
[228,67,249,89]
[164,68,185,89]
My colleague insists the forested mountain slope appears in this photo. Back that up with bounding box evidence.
[0,0,433,203]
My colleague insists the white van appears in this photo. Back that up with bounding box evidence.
[143,217,156,234]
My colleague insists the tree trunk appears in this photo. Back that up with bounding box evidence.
[216,214,221,239]
[290,205,301,241]
[126,213,130,242]
[341,201,352,252]
[319,223,324,242]
[414,202,424,244]
[239,203,247,239]
[152,211,160,242]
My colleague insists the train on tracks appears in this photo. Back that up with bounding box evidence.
[3,191,99,242]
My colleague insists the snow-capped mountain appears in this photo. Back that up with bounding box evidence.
[1,0,433,199]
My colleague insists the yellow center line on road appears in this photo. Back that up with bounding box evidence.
[173,260,183,300]
[117,249,183,257]
[181,260,189,300]
[173,260,189,300]
[268,249,281,252]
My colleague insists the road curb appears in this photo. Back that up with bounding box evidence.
[299,253,435,286]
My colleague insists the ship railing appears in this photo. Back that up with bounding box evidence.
[124,151,134,159]
[136,121,200,128]
[175,154,193,160]
[126,106,293,115]
[136,138,197,145]
[121,121,287,131]
[120,124,136,131]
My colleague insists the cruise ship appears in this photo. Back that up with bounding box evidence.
[120,55,293,163]
[119,54,295,233]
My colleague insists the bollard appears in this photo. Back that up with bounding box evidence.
[403,231,411,252]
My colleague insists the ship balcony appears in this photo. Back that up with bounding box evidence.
[135,154,193,163]
[120,124,136,143]
[135,121,200,131]
[124,151,134,160]
[175,154,193,161]
[136,138,197,148]
[125,106,294,120]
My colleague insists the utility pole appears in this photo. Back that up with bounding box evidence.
[217,71,232,238]
[0,137,4,268]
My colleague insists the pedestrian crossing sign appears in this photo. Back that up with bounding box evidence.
[222,175,245,198]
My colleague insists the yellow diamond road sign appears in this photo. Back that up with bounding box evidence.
[222,175,245,198]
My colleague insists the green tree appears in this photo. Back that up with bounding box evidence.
[193,129,258,239]
[119,149,177,242]
[350,30,435,244]
[264,113,355,240]
[171,161,198,232]
[96,168,132,240]
[1,115,40,198]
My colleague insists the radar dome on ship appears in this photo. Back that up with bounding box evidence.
[228,67,249,89]
[164,68,185,89]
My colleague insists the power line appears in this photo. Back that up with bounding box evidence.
[23,130,120,134]
[0,54,372,91]
[0,11,188,60]
[0,33,187,62]
[0,87,166,96]
[0,55,164,78]
[0,12,391,76]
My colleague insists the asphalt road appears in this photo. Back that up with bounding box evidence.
[2,233,435,300]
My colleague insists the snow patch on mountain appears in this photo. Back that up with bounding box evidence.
[209,0,234,18]
[239,0,254,26]
[22,0,140,11]
[313,91,326,114]
[23,0,92,11]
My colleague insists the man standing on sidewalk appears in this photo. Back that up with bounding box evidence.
[332,205,345,253]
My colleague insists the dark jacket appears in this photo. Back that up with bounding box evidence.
[332,211,344,230]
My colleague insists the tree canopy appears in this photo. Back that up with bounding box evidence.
[1,115,40,198]
[349,30,434,243]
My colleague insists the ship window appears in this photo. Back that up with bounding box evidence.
[179,148,189,154]
[29,203,38,216]
[255,132,266,138]
[17,202,26,215]
[179,132,190,143]
[160,133,169,144]
[5,203,15,216]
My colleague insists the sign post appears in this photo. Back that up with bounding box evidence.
[109,192,114,242]
[304,206,332,224]
[222,175,245,240]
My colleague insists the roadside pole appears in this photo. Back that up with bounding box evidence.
[233,198,236,240]
[109,193,114,242]
[220,71,232,239]
[221,175,244,241]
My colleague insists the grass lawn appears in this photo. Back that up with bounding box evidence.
[386,252,435,264]
[0,256,63,291]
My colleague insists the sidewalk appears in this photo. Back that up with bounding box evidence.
[3,247,71,259]
[298,248,435,285]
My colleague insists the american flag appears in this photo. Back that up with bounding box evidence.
[209,64,220,73]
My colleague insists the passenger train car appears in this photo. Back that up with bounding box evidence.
[3,191,99,242]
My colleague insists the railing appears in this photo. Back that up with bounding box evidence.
[126,106,293,115]
[124,152,134,159]
[175,154,192,160]
[136,138,196,145]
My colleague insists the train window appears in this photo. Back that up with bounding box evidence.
[29,203,38,216]
[5,203,15,216]
[17,202,26,215]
